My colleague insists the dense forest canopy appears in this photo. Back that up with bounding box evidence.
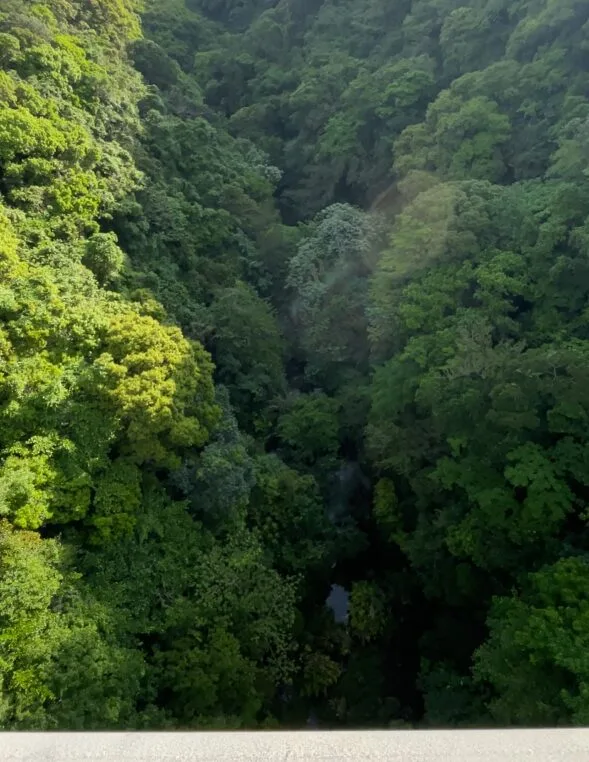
[1,0,589,728]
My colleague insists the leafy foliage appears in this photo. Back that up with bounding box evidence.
[3,0,589,732]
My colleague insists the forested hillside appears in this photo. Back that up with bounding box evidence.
[1,0,589,728]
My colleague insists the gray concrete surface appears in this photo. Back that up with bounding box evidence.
[2,730,589,761]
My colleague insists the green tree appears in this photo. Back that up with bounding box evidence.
[248,454,334,576]
[277,392,340,471]
[287,204,384,386]
[209,282,286,430]
[475,558,589,725]
[395,91,511,182]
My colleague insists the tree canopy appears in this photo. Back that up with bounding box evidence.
[1,0,589,730]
